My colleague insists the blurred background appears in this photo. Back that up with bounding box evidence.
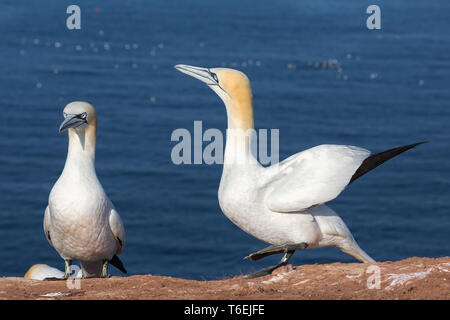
[0,0,448,279]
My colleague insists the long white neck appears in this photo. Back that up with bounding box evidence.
[223,99,259,168]
[63,127,97,173]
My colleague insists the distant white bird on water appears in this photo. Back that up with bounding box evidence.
[44,102,126,279]
[175,64,426,278]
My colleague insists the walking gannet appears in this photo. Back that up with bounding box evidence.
[44,101,127,278]
[175,64,426,278]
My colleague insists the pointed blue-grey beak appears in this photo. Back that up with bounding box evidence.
[59,113,88,132]
[174,64,219,86]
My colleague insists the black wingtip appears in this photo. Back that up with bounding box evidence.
[109,255,127,274]
[408,141,429,147]
[349,141,428,184]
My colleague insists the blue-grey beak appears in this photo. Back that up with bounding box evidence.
[174,64,228,98]
[59,113,88,132]
[174,64,219,86]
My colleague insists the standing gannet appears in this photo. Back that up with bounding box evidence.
[175,64,426,278]
[44,102,127,278]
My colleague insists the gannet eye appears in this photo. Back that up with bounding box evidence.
[80,112,87,119]
[211,72,219,83]
[63,112,68,118]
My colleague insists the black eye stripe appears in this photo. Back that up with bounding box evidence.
[208,70,219,83]
[70,112,88,124]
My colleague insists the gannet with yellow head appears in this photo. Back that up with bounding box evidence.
[24,264,82,280]
[175,64,426,278]
[44,101,127,279]
[24,264,65,280]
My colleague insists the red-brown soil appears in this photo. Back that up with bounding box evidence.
[1,257,449,300]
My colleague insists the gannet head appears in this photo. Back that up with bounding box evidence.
[174,64,252,105]
[174,64,254,130]
[59,101,97,133]
[24,264,65,280]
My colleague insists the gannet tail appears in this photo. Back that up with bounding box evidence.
[349,141,428,184]
[110,255,127,274]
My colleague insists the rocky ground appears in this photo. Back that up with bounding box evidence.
[0,257,449,300]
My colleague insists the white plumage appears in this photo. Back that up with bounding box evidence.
[264,144,370,213]
[218,138,374,262]
[44,102,125,278]
[175,65,422,277]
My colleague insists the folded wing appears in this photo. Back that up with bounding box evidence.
[43,206,53,247]
[108,206,125,254]
[265,145,370,213]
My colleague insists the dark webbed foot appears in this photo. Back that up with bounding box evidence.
[243,243,308,279]
[244,264,284,279]
[244,243,308,261]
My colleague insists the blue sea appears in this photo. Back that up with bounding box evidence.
[0,1,448,279]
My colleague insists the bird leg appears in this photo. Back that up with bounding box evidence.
[101,260,110,278]
[243,242,308,279]
[43,260,72,281]
[63,259,72,279]
[244,251,294,279]
[244,242,308,261]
